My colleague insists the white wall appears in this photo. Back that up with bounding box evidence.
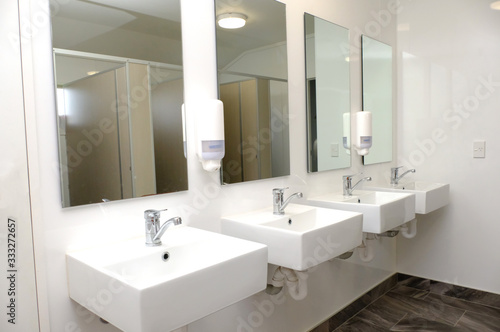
[20,0,400,331]
[0,1,39,331]
[396,0,500,294]
[313,18,351,171]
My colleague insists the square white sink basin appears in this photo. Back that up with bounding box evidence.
[66,226,267,332]
[221,204,363,271]
[304,190,415,234]
[367,181,449,214]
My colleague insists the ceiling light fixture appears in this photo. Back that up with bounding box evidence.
[490,1,500,10]
[217,13,247,29]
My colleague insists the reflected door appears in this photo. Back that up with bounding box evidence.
[62,70,125,205]
[220,78,276,183]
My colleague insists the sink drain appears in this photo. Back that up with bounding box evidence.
[288,218,292,225]
[162,251,170,262]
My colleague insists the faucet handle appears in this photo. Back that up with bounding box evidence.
[343,172,363,180]
[391,166,406,178]
[272,187,289,194]
[144,208,168,221]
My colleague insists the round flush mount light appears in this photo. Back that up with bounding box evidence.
[491,1,500,10]
[217,13,247,29]
[87,71,100,76]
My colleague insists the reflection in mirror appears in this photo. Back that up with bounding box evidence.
[362,36,393,165]
[304,13,351,172]
[51,0,187,207]
[215,0,290,184]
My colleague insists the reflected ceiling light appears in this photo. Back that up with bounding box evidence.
[217,13,247,29]
[491,1,500,9]
[87,71,99,76]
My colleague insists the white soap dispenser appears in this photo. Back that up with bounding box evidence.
[195,99,225,172]
[353,111,372,156]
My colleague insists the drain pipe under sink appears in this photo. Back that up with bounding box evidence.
[358,233,376,262]
[400,218,418,239]
[269,266,308,300]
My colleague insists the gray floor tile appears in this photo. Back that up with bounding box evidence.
[322,274,500,332]
[455,311,500,331]
[335,316,389,332]
[398,276,431,291]
[431,285,500,309]
[356,295,409,328]
[426,293,500,319]
[391,313,467,331]
[391,285,429,299]
[386,291,465,326]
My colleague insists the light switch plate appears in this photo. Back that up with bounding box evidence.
[331,143,339,157]
[473,140,485,158]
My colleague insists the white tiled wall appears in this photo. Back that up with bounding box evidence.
[17,0,403,331]
[396,0,500,294]
[0,1,39,331]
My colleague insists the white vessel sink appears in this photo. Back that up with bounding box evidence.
[304,190,415,234]
[66,226,267,332]
[367,181,449,214]
[221,204,363,271]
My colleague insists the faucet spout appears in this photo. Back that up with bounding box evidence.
[343,174,372,196]
[153,217,182,244]
[144,208,182,246]
[281,192,303,212]
[391,167,416,185]
[351,177,372,192]
[273,188,303,215]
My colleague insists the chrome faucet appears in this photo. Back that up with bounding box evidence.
[273,187,303,215]
[343,173,372,196]
[390,166,416,186]
[144,209,182,246]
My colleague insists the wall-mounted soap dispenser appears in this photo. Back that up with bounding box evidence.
[353,111,372,156]
[195,99,225,171]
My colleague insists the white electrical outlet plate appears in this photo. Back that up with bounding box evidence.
[473,141,485,158]
[331,143,339,157]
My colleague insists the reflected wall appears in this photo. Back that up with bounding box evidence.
[305,13,351,172]
[362,35,393,165]
[215,0,290,184]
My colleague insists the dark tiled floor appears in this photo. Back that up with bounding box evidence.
[311,274,500,332]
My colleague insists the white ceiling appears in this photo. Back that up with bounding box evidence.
[215,0,287,68]
[50,0,287,68]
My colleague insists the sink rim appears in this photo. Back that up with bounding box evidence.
[367,180,449,192]
[303,190,416,234]
[365,181,450,214]
[222,203,363,233]
[308,190,415,205]
[66,226,267,289]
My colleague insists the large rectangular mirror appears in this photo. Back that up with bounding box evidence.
[361,36,393,165]
[215,0,290,184]
[51,0,187,207]
[304,13,351,172]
